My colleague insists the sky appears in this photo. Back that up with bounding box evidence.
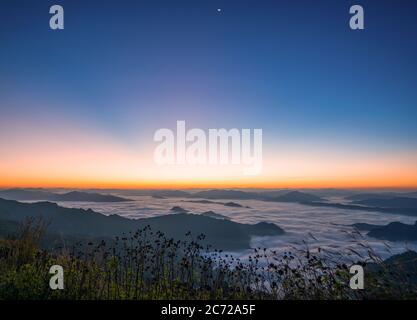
[0,0,417,189]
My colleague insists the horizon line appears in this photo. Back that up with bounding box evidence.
[1,184,417,191]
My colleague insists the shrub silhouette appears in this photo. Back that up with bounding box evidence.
[0,219,416,300]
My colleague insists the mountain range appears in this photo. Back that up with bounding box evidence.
[0,189,132,202]
[0,198,284,251]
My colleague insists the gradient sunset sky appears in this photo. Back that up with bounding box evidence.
[1,0,417,189]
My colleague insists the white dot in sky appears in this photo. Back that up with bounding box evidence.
[217,8,222,12]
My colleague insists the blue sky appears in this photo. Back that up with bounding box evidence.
[1,0,417,187]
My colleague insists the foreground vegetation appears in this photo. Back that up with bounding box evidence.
[0,219,416,300]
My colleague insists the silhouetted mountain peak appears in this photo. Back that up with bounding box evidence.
[367,220,417,241]
[170,206,189,214]
[273,191,323,203]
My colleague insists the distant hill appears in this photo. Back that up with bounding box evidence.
[0,198,135,236]
[0,198,284,251]
[170,206,189,214]
[224,202,249,208]
[352,197,417,210]
[345,193,397,201]
[0,189,55,201]
[346,192,417,201]
[367,221,417,241]
[0,189,132,202]
[52,191,132,202]
[182,199,250,208]
[189,189,263,200]
[256,190,291,198]
[303,201,417,217]
[272,191,323,203]
[301,188,357,198]
[187,189,322,204]
[150,190,190,198]
[88,189,190,198]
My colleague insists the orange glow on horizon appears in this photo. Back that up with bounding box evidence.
[1,114,417,190]
[2,150,417,190]
[1,177,417,190]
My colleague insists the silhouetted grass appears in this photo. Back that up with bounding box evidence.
[0,219,416,300]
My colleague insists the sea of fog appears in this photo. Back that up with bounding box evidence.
[50,195,417,261]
